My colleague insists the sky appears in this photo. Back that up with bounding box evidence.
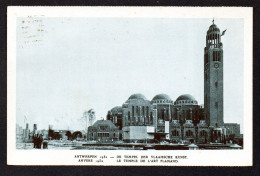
[16,18,244,132]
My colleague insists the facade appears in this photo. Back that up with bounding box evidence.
[87,120,120,142]
[107,93,207,143]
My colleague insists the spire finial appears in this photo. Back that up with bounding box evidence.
[212,17,214,24]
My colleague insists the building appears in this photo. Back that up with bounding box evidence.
[107,93,206,143]
[87,120,120,142]
[224,123,240,137]
[107,106,123,130]
[87,20,241,144]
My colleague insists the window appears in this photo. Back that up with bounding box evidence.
[146,106,149,117]
[186,130,193,137]
[132,106,134,116]
[213,51,221,62]
[161,109,164,120]
[200,130,207,137]
[128,111,130,121]
[172,130,179,137]
[215,81,218,88]
[99,125,108,130]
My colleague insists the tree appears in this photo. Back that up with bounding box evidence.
[80,109,96,134]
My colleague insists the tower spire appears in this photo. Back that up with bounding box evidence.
[212,17,214,24]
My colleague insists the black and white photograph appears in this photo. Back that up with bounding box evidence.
[7,7,252,166]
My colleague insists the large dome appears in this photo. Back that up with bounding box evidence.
[128,93,147,100]
[176,94,196,101]
[152,93,173,104]
[152,94,172,101]
[175,94,197,105]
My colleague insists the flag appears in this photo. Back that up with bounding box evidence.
[221,29,227,36]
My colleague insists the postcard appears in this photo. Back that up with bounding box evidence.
[7,7,252,166]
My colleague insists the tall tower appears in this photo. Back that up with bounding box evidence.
[204,20,224,127]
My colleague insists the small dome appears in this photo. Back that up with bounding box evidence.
[128,93,147,100]
[152,94,172,101]
[207,23,220,34]
[111,106,122,114]
[176,94,196,101]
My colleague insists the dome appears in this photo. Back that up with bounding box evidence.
[111,106,122,114]
[152,94,172,101]
[128,93,147,100]
[207,23,220,34]
[176,94,196,101]
[152,94,173,104]
[175,94,198,105]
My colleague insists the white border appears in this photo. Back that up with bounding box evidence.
[7,7,253,166]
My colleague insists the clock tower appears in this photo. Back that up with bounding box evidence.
[204,20,224,128]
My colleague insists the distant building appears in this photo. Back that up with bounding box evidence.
[87,120,120,142]
[224,123,241,137]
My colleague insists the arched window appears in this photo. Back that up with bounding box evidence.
[161,109,164,120]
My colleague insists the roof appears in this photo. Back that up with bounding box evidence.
[128,93,147,100]
[152,94,172,101]
[92,120,117,128]
[207,23,220,33]
[111,106,122,114]
[176,94,196,101]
